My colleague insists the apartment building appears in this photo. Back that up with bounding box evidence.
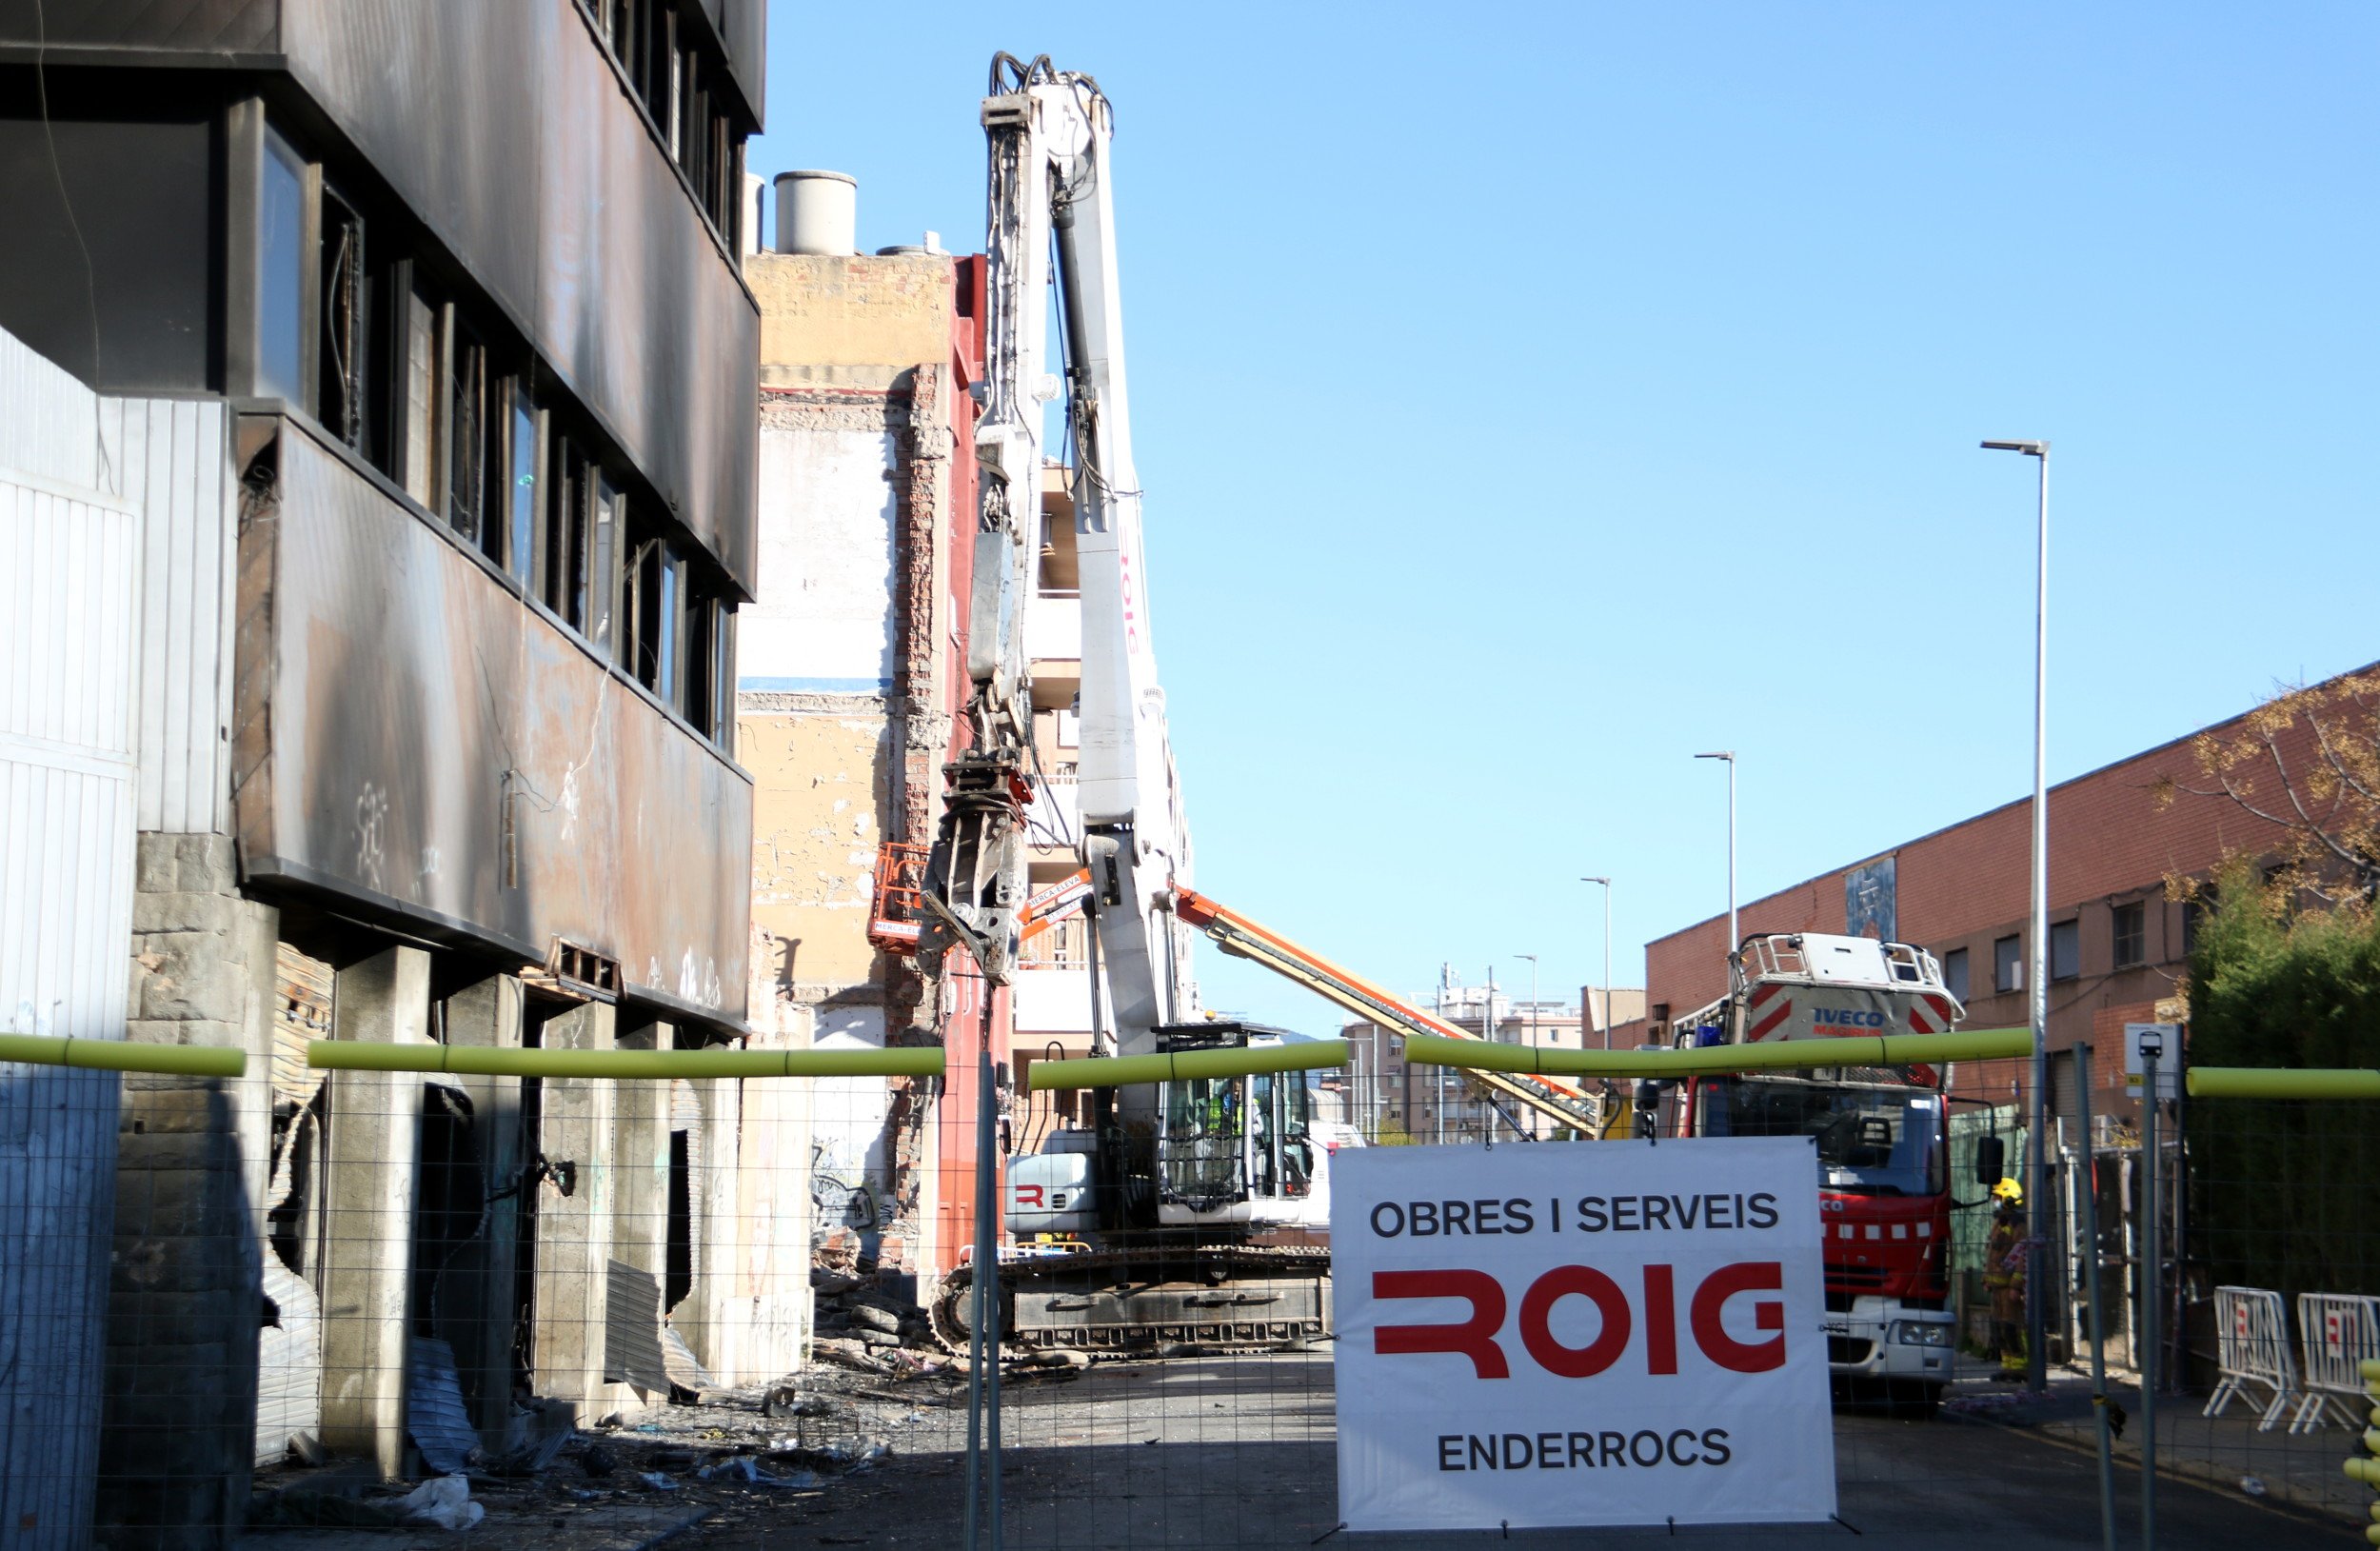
[1010,467,1102,1147]
[0,4,763,1542]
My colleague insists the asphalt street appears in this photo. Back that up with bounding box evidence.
[684,1352,2346,1550]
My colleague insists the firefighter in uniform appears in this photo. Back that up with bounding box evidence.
[1984,1179,2028,1378]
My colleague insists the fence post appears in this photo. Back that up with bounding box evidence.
[2137,1028,2164,1551]
[2074,1043,2116,1551]
[962,1036,1004,1551]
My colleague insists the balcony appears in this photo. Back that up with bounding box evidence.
[1026,589,1081,664]
[1014,962,1093,1034]
[1025,772,1080,850]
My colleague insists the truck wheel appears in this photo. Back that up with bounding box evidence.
[1887,1380,1943,1420]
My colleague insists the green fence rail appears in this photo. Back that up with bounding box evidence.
[2188,1066,2380,1101]
[307,1041,946,1080]
[1405,1025,2033,1080]
[0,1033,248,1078]
[1028,1038,1350,1092]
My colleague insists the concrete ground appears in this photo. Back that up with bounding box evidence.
[1961,1359,2371,1522]
[679,1352,2352,1551]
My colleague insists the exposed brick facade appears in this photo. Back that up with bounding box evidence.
[1643,665,2377,1104]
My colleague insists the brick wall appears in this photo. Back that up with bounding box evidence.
[1643,666,2375,1081]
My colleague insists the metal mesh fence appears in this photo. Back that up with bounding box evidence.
[3,1037,2370,1548]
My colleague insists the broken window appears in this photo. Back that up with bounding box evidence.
[545,433,589,627]
[506,382,541,590]
[446,317,488,546]
[400,279,442,507]
[625,530,683,705]
[317,187,368,449]
[588,469,621,648]
[684,587,735,746]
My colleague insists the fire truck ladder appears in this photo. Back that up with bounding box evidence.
[1173,888,1610,1138]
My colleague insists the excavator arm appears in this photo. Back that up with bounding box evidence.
[1173,888,1614,1138]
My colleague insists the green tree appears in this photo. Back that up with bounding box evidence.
[2158,669,2380,903]
[2184,861,2380,1303]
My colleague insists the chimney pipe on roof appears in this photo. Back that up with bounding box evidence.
[774,170,857,256]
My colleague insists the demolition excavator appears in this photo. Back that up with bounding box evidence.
[895,55,1616,1354]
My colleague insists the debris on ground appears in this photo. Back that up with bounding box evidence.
[243,1339,974,1546]
[394,1476,484,1531]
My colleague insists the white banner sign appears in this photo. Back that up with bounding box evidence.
[1333,1138,1835,1531]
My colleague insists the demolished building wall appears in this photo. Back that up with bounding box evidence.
[741,244,991,1299]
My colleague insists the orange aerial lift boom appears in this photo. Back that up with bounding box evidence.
[1173,888,1614,1138]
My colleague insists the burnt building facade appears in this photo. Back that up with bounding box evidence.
[0,3,764,1543]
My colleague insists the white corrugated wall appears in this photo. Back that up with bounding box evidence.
[0,326,142,1549]
[99,397,235,836]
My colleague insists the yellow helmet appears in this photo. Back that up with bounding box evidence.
[1993,1178,2024,1203]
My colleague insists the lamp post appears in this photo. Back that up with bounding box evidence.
[1983,434,2050,1395]
[1516,955,1538,1050]
[1695,752,1737,952]
[1580,877,1613,1050]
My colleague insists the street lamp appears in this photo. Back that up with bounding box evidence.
[1580,877,1613,1051]
[1983,434,2050,1395]
[1695,752,1737,951]
[1515,955,1539,1050]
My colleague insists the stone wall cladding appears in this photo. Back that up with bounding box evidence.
[100,832,277,1548]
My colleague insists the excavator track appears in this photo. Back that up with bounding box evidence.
[932,1243,1331,1356]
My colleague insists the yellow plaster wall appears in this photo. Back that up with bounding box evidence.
[748,252,955,379]
[741,708,891,991]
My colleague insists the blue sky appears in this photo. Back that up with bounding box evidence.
[751,3,2378,1034]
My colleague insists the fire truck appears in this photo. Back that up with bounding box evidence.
[1660,932,1966,1414]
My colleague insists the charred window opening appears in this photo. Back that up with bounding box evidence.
[399,276,442,507]
[317,187,368,450]
[580,0,746,249]
[508,1066,545,1410]
[446,317,488,546]
[506,383,542,592]
[545,434,590,628]
[684,589,734,746]
[265,1104,324,1277]
[411,1084,488,1339]
[620,509,683,704]
[666,1127,694,1313]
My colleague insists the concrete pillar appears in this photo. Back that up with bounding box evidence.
[316,945,430,1478]
[440,974,526,1448]
[528,1000,616,1417]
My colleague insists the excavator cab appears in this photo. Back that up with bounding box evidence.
[1151,1023,1320,1228]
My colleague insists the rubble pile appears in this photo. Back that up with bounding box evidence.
[809,1267,944,1363]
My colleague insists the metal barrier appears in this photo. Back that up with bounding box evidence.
[2206,1286,2301,1431]
[2291,1293,2380,1434]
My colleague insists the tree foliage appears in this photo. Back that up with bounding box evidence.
[2159,669,2380,902]
[2184,861,2380,1302]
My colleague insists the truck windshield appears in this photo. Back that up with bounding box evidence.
[1699,1078,1944,1196]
